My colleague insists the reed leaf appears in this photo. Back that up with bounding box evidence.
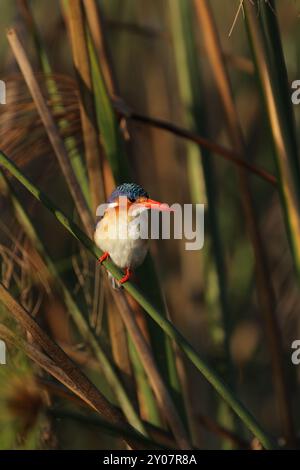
[66,0,105,211]
[169,0,236,445]
[86,29,130,183]
[7,28,94,236]
[169,0,233,380]
[85,4,184,424]
[244,0,300,279]
[0,282,145,450]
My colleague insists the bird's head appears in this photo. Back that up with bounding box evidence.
[107,183,172,214]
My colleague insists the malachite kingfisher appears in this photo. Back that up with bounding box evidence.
[94,183,172,285]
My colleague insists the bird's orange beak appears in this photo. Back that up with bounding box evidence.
[139,199,173,211]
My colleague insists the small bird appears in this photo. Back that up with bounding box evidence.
[94,183,171,285]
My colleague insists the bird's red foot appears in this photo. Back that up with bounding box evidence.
[98,252,109,264]
[119,267,132,284]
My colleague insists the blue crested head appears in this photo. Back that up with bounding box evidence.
[108,183,149,203]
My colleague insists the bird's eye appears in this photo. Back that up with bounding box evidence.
[129,197,135,203]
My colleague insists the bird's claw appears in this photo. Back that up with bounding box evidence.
[119,267,132,285]
[98,252,109,264]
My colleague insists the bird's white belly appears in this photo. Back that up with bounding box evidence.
[94,218,149,269]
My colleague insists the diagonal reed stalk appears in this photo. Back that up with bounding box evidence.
[83,0,117,97]
[122,106,277,186]
[0,324,103,410]
[0,169,147,436]
[79,0,137,400]
[18,0,91,207]
[66,0,105,212]
[59,1,133,395]
[48,409,168,450]
[106,300,136,402]
[20,2,152,428]
[0,325,167,449]
[193,0,295,447]
[88,51,161,425]
[40,375,249,449]
[0,149,276,449]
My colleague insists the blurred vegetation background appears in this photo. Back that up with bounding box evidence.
[0,0,300,450]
